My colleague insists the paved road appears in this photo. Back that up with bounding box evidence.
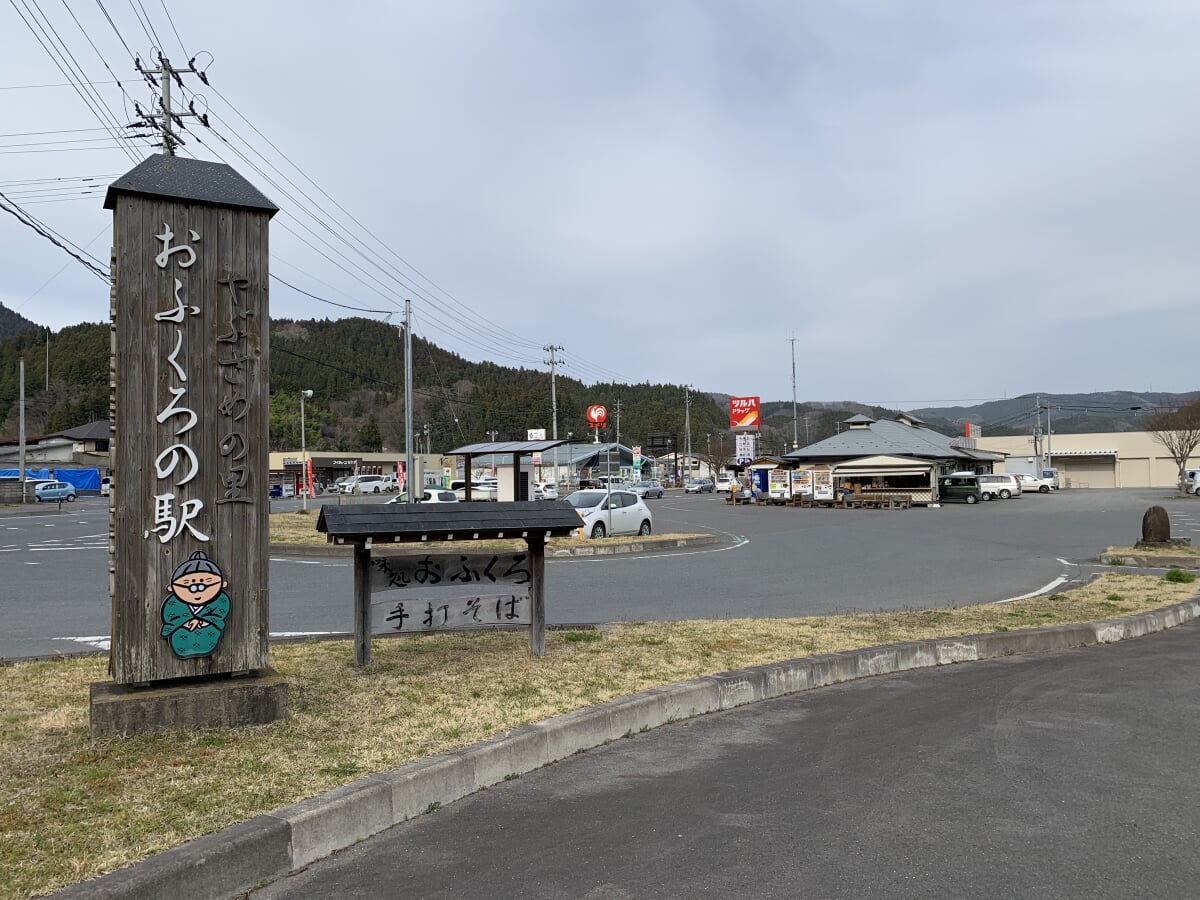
[253,619,1200,900]
[2,490,1197,659]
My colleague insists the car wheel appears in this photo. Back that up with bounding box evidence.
[35,496,42,503]
[1039,485,1049,493]
[638,520,652,536]
[67,495,76,502]
[998,489,1011,500]
[981,493,992,501]
[590,522,606,539]
[965,494,978,504]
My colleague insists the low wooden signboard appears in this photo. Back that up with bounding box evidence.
[368,551,533,634]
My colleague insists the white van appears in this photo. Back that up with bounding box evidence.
[1185,469,1199,495]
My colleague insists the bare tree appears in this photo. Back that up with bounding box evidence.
[1147,398,1200,490]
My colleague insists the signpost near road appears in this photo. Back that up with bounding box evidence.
[95,154,287,737]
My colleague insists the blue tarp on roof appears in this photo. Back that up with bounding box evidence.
[0,467,100,489]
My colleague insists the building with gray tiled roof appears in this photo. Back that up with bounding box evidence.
[782,413,1003,469]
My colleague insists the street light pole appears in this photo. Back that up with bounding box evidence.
[300,390,313,511]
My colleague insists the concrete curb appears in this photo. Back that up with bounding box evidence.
[270,534,725,559]
[52,593,1200,899]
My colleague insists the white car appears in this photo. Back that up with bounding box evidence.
[387,488,459,504]
[564,489,653,539]
[1014,473,1056,494]
[340,474,389,494]
[533,481,559,500]
[715,473,738,492]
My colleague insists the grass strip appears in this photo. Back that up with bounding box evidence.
[1,571,1196,899]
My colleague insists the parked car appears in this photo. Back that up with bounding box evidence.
[631,480,664,499]
[341,474,389,494]
[533,481,559,500]
[684,477,714,493]
[387,488,459,504]
[1014,473,1056,493]
[715,473,738,492]
[1185,468,1199,495]
[951,472,1017,500]
[596,475,632,490]
[450,479,498,501]
[34,481,77,502]
[334,476,356,494]
[938,474,981,504]
[564,489,653,539]
[99,477,111,497]
[977,473,1021,500]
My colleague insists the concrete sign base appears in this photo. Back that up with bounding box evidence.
[89,668,288,738]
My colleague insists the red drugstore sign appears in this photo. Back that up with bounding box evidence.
[729,396,760,431]
[586,405,608,427]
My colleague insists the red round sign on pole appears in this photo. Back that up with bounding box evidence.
[586,404,607,427]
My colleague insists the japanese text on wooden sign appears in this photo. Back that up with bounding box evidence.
[368,552,532,634]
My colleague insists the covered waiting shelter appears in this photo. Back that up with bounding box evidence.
[830,454,936,504]
[448,440,569,501]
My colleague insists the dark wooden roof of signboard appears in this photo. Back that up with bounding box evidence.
[447,440,568,455]
[316,501,584,543]
[104,154,279,214]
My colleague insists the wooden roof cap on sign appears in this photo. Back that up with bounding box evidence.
[104,154,279,215]
[316,501,584,544]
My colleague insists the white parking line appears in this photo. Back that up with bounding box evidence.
[995,575,1068,604]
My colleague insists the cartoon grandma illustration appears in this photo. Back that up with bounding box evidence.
[160,550,231,659]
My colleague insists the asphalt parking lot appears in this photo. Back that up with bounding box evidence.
[1,488,1196,659]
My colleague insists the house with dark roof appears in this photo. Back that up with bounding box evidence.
[780,413,1003,504]
[0,420,110,468]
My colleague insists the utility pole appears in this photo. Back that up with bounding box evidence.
[545,344,564,485]
[403,300,414,504]
[18,359,26,503]
[300,390,313,512]
[684,387,692,480]
[45,332,49,391]
[1046,401,1053,475]
[790,335,798,451]
[133,55,209,156]
[613,397,623,481]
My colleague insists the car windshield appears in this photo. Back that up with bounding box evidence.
[565,490,607,510]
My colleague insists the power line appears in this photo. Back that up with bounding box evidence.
[0,191,109,279]
[269,274,393,315]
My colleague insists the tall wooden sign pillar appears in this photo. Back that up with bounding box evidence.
[91,155,287,737]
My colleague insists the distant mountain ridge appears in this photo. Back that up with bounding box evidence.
[0,303,40,342]
[906,391,1199,436]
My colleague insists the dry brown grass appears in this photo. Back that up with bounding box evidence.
[1105,544,1200,559]
[2,571,1196,899]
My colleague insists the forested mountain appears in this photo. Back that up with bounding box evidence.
[4,315,1192,452]
[0,317,732,453]
[0,302,39,342]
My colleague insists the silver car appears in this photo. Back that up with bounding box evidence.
[631,480,664,499]
[564,489,653,539]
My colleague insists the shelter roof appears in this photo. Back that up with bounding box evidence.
[448,440,568,455]
[784,416,986,463]
[317,501,584,544]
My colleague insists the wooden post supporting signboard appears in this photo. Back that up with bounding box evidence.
[527,536,546,657]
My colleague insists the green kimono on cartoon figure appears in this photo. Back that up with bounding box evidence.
[160,551,231,658]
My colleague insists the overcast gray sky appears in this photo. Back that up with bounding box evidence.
[2,1,1197,408]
